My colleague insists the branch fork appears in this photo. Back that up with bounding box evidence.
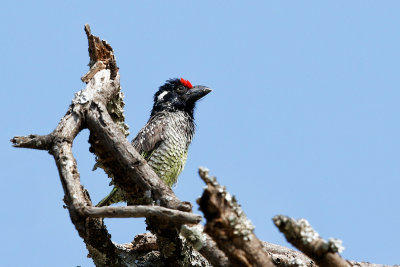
[11,24,206,266]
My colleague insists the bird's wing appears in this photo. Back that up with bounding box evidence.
[131,115,166,160]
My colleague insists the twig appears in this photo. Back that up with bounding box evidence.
[82,205,201,224]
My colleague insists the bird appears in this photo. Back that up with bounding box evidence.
[96,78,212,207]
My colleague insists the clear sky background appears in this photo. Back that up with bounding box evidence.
[1,1,399,266]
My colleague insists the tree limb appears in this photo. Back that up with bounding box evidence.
[11,134,53,150]
[197,167,275,267]
[11,24,225,266]
[197,167,399,267]
[82,205,201,224]
[273,215,350,267]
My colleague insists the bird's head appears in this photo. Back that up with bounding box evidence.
[152,78,212,117]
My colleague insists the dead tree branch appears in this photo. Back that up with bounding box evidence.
[82,205,201,223]
[197,167,275,267]
[273,215,350,267]
[197,168,399,267]
[13,117,120,266]
[11,24,220,266]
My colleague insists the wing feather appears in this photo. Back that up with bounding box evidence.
[131,114,166,160]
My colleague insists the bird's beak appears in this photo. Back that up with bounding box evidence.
[185,85,212,102]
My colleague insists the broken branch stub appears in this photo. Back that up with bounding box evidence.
[197,167,274,267]
[84,24,118,80]
[273,215,350,267]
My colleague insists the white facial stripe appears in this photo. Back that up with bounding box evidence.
[157,91,168,102]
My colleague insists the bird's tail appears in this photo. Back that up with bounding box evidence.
[96,187,124,207]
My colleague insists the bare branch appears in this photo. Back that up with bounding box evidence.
[10,24,204,266]
[11,134,53,150]
[198,167,275,267]
[51,140,119,266]
[273,215,350,267]
[263,241,397,267]
[82,205,201,224]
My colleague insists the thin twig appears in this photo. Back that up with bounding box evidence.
[82,205,201,224]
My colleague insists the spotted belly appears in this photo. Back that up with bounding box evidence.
[147,141,188,187]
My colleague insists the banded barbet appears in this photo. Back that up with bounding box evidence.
[97,78,212,206]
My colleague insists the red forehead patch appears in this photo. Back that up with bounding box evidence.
[180,78,193,89]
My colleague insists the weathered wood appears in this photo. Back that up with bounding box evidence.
[198,167,275,267]
[273,215,350,267]
[84,24,118,78]
[82,205,201,224]
[10,24,222,266]
[51,141,119,266]
[180,224,231,266]
[11,134,53,150]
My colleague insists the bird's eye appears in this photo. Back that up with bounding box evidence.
[176,86,185,94]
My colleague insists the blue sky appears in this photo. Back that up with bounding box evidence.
[1,1,399,266]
